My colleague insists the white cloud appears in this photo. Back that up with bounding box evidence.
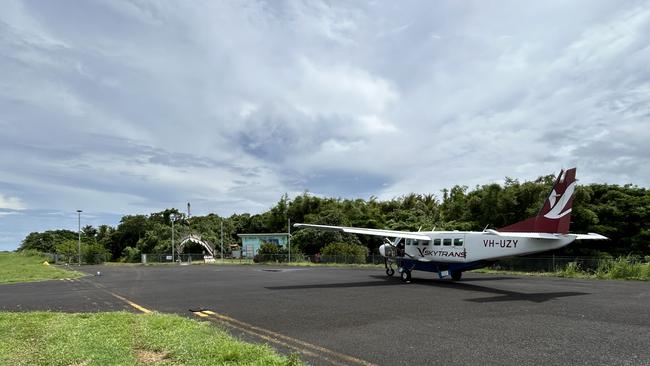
[0,195,25,210]
[290,57,399,117]
[358,115,398,134]
[287,0,362,45]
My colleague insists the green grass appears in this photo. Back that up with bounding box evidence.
[474,257,650,281]
[0,251,84,284]
[0,311,303,366]
[472,267,569,277]
[594,256,650,280]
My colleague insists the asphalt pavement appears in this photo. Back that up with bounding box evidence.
[1,264,648,366]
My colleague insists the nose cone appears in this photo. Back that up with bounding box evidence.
[379,244,387,257]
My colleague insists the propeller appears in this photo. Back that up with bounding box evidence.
[381,237,414,259]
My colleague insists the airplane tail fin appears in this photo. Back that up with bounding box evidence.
[499,168,576,234]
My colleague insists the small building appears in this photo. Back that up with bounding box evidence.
[237,233,289,258]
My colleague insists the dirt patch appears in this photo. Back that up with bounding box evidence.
[136,349,169,364]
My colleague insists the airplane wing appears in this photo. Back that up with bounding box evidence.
[293,223,431,241]
[571,233,609,240]
[484,229,608,240]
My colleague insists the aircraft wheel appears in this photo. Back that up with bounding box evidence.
[451,271,462,281]
[401,270,411,283]
[386,268,395,277]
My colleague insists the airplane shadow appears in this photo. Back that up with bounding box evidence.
[266,275,589,303]
[266,279,404,290]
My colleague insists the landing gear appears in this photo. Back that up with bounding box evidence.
[384,258,395,277]
[451,271,462,281]
[400,269,411,283]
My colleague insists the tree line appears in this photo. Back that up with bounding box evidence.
[18,173,650,261]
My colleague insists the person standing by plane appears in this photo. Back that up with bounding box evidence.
[397,240,405,257]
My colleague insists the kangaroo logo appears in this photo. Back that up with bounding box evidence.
[544,181,576,219]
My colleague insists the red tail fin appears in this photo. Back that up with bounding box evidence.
[499,168,576,234]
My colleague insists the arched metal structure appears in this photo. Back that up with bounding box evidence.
[178,234,214,256]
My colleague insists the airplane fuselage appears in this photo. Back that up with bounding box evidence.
[392,231,576,263]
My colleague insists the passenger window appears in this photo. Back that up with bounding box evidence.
[433,239,441,246]
[454,238,464,246]
[406,239,412,246]
[443,239,452,246]
[419,240,428,247]
[413,240,419,246]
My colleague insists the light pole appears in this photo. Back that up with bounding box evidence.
[220,219,224,261]
[76,210,82,266]
[288,217,291,263]
[171,213,179,263]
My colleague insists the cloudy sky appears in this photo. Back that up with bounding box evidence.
[1,0,649,250]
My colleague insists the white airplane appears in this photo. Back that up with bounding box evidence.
[294,168,607,282]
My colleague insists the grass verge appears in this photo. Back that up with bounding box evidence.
[0,311,303,366]
[474,257,650,281]
[472,268,593,278]
[0,251,84,284]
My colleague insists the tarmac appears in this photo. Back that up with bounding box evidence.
[1,264,648,366]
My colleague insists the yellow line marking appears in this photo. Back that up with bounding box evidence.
[199,314,348,366]
[194,310,376,366]
[202,310,215,315]
[194,311,209,318]
[107,292,152,314]
[213,312,376,366]
[76,278,152,315]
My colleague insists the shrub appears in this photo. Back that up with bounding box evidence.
[120,247,141,263]
[596,256,650,280]
[255,243,285,262]
[606,256,642,279]
[253,243,304,263]
[83,243,109,264]
[556,261,587,277]
[640,261,650,279]
[320,242,368,264]
[54,240,78,264]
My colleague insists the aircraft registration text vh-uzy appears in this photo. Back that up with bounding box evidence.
[295,168,607,282]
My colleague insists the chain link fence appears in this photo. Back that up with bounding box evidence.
[138,253,380,264]
[43,252,110,265]
[140,253,255,264]
[134,253,648,273]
